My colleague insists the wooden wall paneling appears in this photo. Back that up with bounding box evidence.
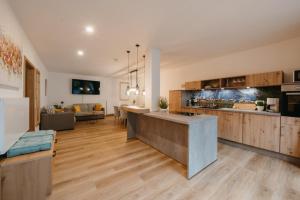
[242,114,280,152]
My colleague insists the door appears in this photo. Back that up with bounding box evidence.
[25,58,40,131]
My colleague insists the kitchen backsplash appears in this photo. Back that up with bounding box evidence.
[192,86,281,102]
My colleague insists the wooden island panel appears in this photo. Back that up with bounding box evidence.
[137,115,188,164]
[128,112,217,179]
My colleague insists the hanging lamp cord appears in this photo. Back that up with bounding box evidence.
[143,55,146,89]
[136,44,140,86]
[127,50,131,87]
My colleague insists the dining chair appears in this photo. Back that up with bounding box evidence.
[119,107,128,127]
[113,106,120,121]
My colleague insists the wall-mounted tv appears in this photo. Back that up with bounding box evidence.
[72,79,100,95]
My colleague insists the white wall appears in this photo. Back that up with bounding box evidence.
[0,0,48,106]
[48,72,123,114]
[161,36,300,98]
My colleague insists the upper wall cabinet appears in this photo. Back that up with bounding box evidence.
[245,71,283,87]
[220,76,246,89]
[169,90,183,113]
[184,81,201,90]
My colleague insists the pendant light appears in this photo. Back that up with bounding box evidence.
[135,44,140,95]
[126,50,130,96]
[142,54,146,96]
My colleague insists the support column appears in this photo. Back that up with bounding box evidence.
[145,48,160,111]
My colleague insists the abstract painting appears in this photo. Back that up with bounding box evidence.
[0,27,23,90]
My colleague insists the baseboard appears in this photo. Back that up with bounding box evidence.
[218,138,300,166]
[105,114,114,117]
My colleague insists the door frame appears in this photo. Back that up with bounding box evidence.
[24,57,37,131]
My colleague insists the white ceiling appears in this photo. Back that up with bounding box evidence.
[8,0,300,77]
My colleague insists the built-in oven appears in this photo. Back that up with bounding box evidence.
[281,84,300,117]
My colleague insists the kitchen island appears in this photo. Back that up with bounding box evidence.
[124,108,217,179]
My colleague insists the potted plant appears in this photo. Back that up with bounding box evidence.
[159,97,168,112]
[255,100,265,112]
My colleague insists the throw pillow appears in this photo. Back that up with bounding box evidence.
[94,104,102,111]
[74,105,81,113]
[55,109,64,113]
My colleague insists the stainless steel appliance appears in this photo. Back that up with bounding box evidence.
[281,84,300,117]
[293,70,300,82]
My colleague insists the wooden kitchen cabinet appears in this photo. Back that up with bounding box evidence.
[184,81,201,90]
[246,71,283,87]
[169,90,183,113]
[280,116,300,158]
[242,114,280,152]
[217,111,243,143]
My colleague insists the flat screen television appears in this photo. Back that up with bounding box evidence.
[72,79,100,95]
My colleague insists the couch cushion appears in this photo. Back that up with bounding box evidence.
[75,111,105,116]
[79,104,89,112]
[87,104,94,112]
[93,111,104,115]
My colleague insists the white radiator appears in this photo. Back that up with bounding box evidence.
[0,98,29,155]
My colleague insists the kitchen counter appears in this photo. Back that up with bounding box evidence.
[144,111,216,125]
[182,106,281,116]
[122,105,150,114]
[126,111,217,179]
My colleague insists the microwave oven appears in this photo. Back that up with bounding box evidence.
[293,70,300,82]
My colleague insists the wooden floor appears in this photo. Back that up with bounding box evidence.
[48,117,300,200]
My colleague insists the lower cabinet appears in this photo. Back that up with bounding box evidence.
[242,114,280,152]
[280,116,300,158]
[218,111,243,143]
[205,110,243,143]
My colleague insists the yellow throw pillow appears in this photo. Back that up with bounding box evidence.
[55,109,64,113]
[74,105,81,113]
[94,104,102,111]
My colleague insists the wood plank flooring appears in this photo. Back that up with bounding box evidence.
[48,117,300,200]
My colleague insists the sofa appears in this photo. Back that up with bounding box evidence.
[40,112,75,131]
[73,103,105,121]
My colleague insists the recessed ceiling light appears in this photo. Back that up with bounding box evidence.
[77,50,84,56]
[85,25,94,34]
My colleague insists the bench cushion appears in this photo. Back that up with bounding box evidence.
[22,130,55,138]
[7,135,53,158]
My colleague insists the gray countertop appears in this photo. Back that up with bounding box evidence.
[122,106,150,114]
[183,106,281,116]
[144,112,217,125]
